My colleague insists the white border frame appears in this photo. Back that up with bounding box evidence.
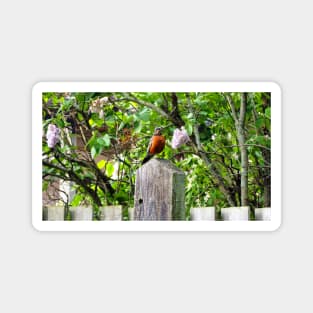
[32,82,281,231]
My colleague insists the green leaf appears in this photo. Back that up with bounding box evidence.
[91,146,97,159]
[90,115,105,127]
[106,162,115,177]
[97,160,106,169]
[77,113,84,121]
[87,133,97,147]
[43,145,50,153]
[137,108,150,121]
[96,134,111,148]
[71,193,83,207]
[56,119,65,128]
[255,118,264,129]
[187,113,193,119]
[118,121,125,131]
[105,120,115,128]
[265,107,271,119]
[185,123,193,135]
[89,118,95,127]
[134,121,143,133]
[252,135,270,147]
[43,181,49,191]
[97,138,105,146]
[114,191,128,202]
[102,134,111,147]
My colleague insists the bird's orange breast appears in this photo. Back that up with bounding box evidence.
[149,135,166,154]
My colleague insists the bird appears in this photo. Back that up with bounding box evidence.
[142,127,166,165]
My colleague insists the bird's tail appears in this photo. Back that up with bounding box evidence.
[142,154,153,165]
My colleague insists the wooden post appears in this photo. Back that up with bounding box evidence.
[99,205,122,221]
[43,206,65,221]
[255,207,271,220]
[190,207,215,220]
[221,206,250,221]
[69,206,93,220]
[134,159,185,220]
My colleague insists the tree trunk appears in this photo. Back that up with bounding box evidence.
[226,93,248,206]
[262,93,271,206]
[252,93,271,207]
[263,148,271,206]
[238,93,248,206]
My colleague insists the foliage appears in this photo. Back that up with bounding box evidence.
[42,92,271,219]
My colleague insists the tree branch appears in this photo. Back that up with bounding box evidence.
[185,93,236,206]
[224,93,239,125]
[122,93,185,127]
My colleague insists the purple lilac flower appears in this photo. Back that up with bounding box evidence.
[46,124,60,148]
[171,127,190,149]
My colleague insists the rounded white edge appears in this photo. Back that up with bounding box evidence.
[32,81,47,96]
[268,217,282,232]
[267,81,282,95]
[31,220,282,232]
[32,217,44,232]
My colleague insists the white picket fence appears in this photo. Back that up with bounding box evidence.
[43,205,122,221]
[43,206,271,221]
[254,207,271,221]
[221,206,250,221]
[190,206,271,221]
[190,207,215,221]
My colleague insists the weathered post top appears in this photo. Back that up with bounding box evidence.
[134,158,185,220]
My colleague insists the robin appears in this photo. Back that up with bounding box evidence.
[142,127,166,165]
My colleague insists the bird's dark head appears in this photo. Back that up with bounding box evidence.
[154,127,163,135]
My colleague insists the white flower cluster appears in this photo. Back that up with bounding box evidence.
[171,127,190,149]
[89,97,109,118]
[64,92,76,101]
[203,193,211,202]
[46,124,60,148]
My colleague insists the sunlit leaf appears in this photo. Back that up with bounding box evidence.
[89,118,95,127]
[71,193,83,207]
[106,162,115,177]
[97,160,106,169]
